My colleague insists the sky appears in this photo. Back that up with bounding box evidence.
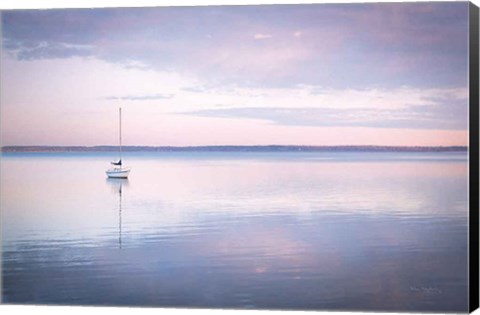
[0,2,471,146]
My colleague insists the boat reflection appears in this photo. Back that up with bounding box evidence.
[106,178,129,248]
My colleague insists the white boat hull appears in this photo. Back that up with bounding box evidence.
[106,167,131,178]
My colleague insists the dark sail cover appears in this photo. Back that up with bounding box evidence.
[111,160,122,166]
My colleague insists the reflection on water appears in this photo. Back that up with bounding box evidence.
[1,152,469,311]
[106,178,128,248]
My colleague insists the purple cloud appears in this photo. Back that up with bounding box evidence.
[2,3,469,89]
[105,93,174,101]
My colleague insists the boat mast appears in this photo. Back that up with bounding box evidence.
[119,107,122,163]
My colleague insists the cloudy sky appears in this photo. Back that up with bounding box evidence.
[0,2,470,146]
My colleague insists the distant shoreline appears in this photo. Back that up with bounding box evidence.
[0,145,468,153]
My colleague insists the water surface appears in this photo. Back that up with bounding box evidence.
[1,151,469,311]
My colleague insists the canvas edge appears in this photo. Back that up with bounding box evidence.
[469,1,480,313]
[0,9,4,306]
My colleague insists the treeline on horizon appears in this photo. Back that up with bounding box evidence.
[1,145,468,152]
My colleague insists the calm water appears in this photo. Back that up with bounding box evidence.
[0,151,469,311]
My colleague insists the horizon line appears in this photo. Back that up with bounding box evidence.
[1,144,468,153]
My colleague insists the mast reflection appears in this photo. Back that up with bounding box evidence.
[106,178,129,248]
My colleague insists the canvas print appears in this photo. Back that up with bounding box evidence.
[0,1,477,313]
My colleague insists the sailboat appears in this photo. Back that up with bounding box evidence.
[106,107,131,178]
